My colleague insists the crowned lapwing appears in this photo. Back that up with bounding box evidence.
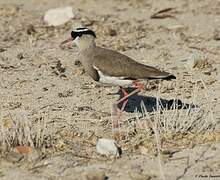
[61,27,176,116]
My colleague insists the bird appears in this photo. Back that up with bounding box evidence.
[61,27,176,115]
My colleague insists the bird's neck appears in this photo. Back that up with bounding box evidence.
[77,39,96,51]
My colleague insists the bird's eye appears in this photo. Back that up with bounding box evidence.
[71,31,78,39]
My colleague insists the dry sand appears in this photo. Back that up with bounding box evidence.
[0,0,220,179]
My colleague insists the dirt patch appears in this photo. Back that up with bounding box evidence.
[0,0,220,179]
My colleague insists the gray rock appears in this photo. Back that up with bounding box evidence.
[96,138,121,157]
[44,7,74,26]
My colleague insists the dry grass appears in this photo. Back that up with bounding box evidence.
[0,110,47,153]
[112,80,219,180]
[0,80,219,158]
[117,80,219,153]
[140,101,216,140]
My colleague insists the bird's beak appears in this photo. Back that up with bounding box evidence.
[60,37,74,47]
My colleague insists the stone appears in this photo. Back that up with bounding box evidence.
[96,138,121,157]
[44,7,74,26]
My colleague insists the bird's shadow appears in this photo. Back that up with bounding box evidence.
[116,87,197,113]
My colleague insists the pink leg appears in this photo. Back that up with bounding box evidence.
[116,82,144,105]
[113,83,145,128]
[120,88,129,111]
[117,87,129,119]
[113,87,129,128]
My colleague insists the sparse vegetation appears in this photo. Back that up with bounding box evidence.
[112,81,219,155]
[0,111,47,153]
[0,0,220,179]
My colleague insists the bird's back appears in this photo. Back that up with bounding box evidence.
[88,46,176,80]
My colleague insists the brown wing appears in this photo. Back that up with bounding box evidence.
[83,60,100,81]
[93,47,175,80]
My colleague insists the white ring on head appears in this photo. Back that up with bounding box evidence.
[74,28,90,32]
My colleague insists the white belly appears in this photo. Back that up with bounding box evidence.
[97,70,133,87]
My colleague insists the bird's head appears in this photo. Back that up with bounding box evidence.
[61,27,96,50]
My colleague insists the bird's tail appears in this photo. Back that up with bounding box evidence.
[161,74,176,80]
[148,74,176,80]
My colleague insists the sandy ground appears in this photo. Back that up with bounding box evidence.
[0,0,220,179]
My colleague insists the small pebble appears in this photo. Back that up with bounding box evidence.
[96,138,121,157]
[17,53,24,60]
[109,29,117,36]
[26,24,36,35]
[214,29,220,40]
[74,60,82,66]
